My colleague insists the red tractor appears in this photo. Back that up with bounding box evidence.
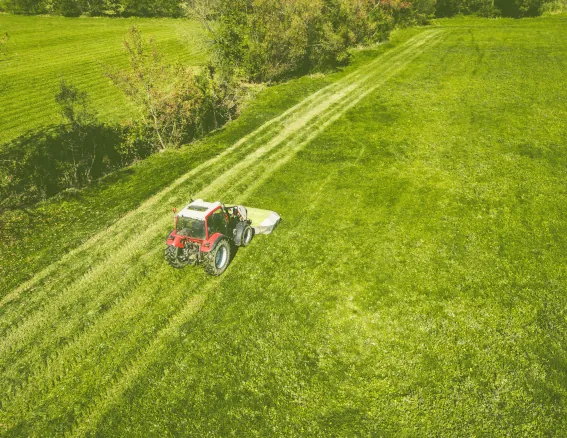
[165,199,280,276]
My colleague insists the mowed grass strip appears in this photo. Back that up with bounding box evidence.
[0,14,206,143]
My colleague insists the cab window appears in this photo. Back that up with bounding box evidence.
[207,209,226,236]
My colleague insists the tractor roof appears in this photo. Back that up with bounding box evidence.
[178,199,221,220]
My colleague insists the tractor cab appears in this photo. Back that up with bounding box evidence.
[207,207,228,236]
[175,199,223,241]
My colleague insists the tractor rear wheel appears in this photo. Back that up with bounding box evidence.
[165,245,186,269]
[204,238,231,276]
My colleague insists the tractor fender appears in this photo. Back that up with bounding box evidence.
[170,234,185,249]
[200,232,225,253]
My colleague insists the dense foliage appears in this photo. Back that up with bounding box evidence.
[435,0,546,17]
[192,0,435,82]
[0,124,126,210]
[540,0,567,13]
[1,0,559,19]
[0,0,183,16]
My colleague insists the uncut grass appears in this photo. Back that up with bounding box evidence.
[93,17,566,436]
[2,17,567,436]
[0,15,206,143]
[0,31,444,424]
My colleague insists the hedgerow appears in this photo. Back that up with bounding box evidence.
[191,0,435,82]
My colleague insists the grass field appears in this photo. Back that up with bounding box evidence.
[0,14,206,143]
[1,15,567,436]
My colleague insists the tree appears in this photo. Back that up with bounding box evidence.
[187,0,399,83]
[56,79,97,128]
[2,0,48,13]
[122,0,183,16]
[55,79,100,187]
[184,0,220,35]
[106,27,173,149]
[495,0,544,16]
[107,27,240,150]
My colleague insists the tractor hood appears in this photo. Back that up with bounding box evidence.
[246,207,282,235]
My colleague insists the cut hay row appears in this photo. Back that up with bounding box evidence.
[0,30,446,434]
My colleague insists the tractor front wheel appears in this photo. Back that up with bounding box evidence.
[165,245,186,269]
[204,238,231,276]
[241,225,254,246]
[234,223,254,247]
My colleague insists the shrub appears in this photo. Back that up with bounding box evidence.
[0,81,127,211]
[0,124,125,210]
[0,0,48,14]
[120,0,183,17]
[435,0,547,16]
[54,0,84,16]
[494,0,544,16]
[540,0,567,14]
[106,27,241,150]
[190,0,398,83]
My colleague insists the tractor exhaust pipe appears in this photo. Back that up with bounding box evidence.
[173,207,178,232]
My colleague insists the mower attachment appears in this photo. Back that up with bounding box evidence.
[245,207,282,235]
